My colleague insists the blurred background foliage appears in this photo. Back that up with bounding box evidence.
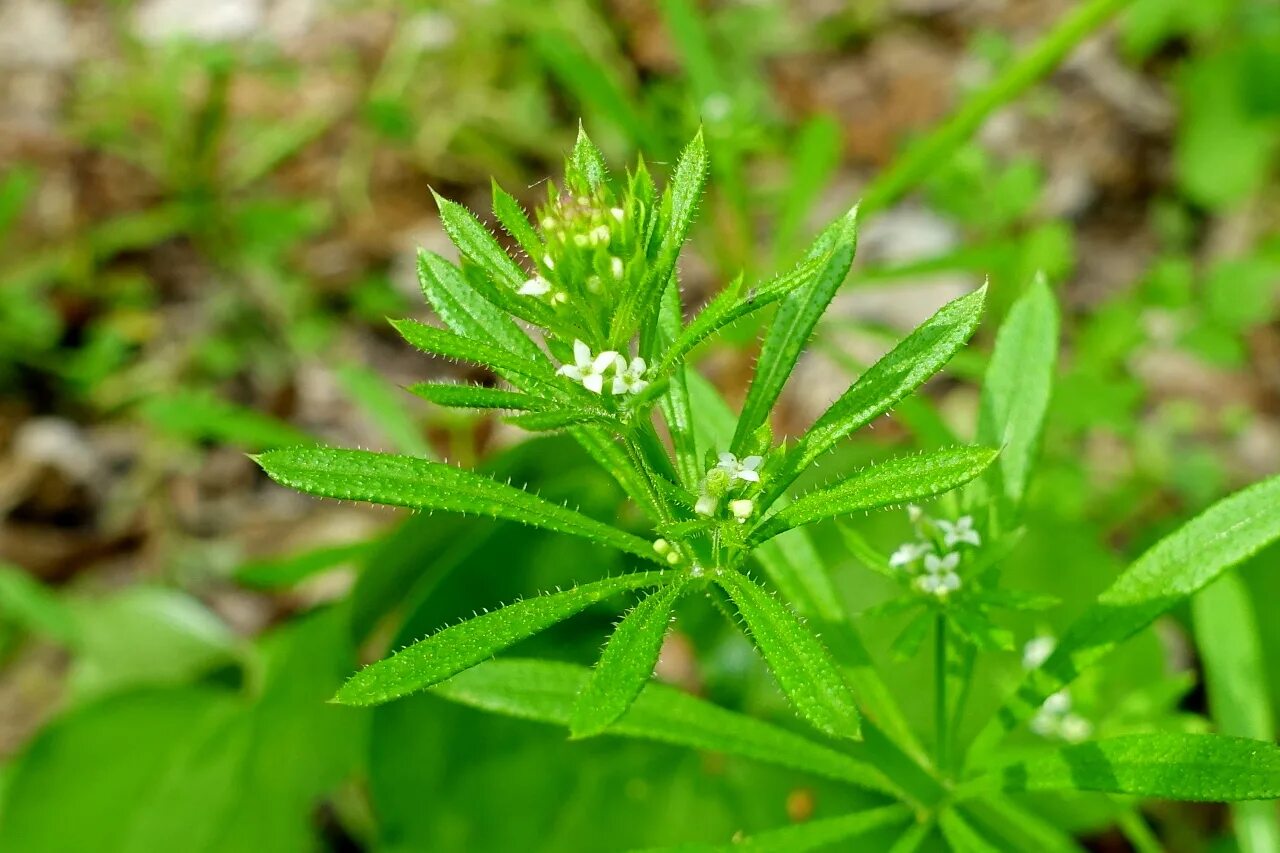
[0,0,1278,850]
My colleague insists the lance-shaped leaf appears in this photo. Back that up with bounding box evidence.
[567,123,609,190]
[433,189,527,290]
[433,659,897,794]
[416,250,548,367]
[749,446,998,547]
[969,474,1280,761]
[490,180,544,263]
[713,568,861,740]
[658,208,857,375]
[639,804,912,853]
[391,318,551,385]
[976,274,1058,509]
[938,809,1001,853]
[408,382,541,411]
[611,130,707,342]
[732,208,861,451]
[570,577,691,738]
[333,572,667,705]
[770,286,986,502]
[254,447,658,562]
[965,734,1280,802]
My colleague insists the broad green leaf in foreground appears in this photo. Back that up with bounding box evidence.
[433,659,897,795]
[748,446,998,547]
[641,803,912,853]
[570,577,691,738]
[714,569,861,740]
[254,447,658,562]
[334,572,669,706]
[976,274,1059,509]
[969,474,1280,759]
[965,734,1280,802]
[771,286,987,500]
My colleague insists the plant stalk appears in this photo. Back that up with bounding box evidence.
[935,611,949,774]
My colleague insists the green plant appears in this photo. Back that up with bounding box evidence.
[254,131,1280,847]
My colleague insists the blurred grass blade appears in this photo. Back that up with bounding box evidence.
[775,286,986,499]
[0,562,78,645]
[968,474,1280,761]
[732,209,860,452]
[433,659,897,794]
[1192,572,1279,853]
[335,362,432,457]
[775,116,843,263]
[235,539,376,590]
[749,447,997,547]
[964,734,1280,801]
[334,572,668,706]
[140,390,315,451]
[713,569,861,740]
[254,447,659,562]
[612,130,707,342]
[859,0,1132,214]
[640,804,913,852]
[975,274,1059,509]
[408,382,540,412]
[570,577,690,738]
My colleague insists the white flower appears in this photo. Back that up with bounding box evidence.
[610,256,624,279]
[923,552,959,574]
[543,254,555,270]
[556,340,618,394]
[907,504,925,524]
[889,541,931,568]
[611,355,648,396]
[694,494,718,516]
[1059,714,1093,743]
[729,499,754,522]
[1042,690,1071,715]
[938,516,981,548]
[590,224,611,244]
[1031,691,1092,742]
[517,275,551,296]
[1022,636,1056,670]
[610,207,625,223]
[714,452,763,483]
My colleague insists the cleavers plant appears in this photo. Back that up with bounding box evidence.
[256,129,1280,848]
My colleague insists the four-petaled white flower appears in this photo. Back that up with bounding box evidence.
[889,541,932,568]
[938,516,981,548]
[1031,690,1092,742]
[611,355,649,396]
[917,551,961,596]
[557,340,618,394]
[1021,636,1056,670]
[518,275,551,296]
[714,452,763,483]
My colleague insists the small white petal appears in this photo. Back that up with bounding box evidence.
[729,499,754,520]
[592,351,619,373]
[695,495,717,516]
[543,254,555,270]
[611,256,624,278]
[735,469,760,483]
[583,373,604,394]
[572,340,591,365]
[741,455,763,470]
[518,276,551,296]
[718,452,738,467]
[556,365,581,379]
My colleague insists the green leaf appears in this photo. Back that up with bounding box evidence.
[1192,572,1280,853]
[139,390,314,451]
[234,538,375,589]
[938,809,1001,853]
[505,409,605,432]
[612,130,708,342]
[976,274,1058,508]
[968,734,1280,802]
[433,659,897,794]
[970,474,1280,759]
[416,249,548,367]
[570,577,691,738]
[568,123,609,190]
[432,188,527,291]
[335,572,668,706]
[254,447,658,562]
[642,804,912,852]
[490,181,544,263]
[732,210,861,450]
[335,362,433,457]
[749,447,998,547]
[391,318,552,386]
[713,569,862,740]
[774,286,986,498]
[655,280,701,489]
[408,382,540,411]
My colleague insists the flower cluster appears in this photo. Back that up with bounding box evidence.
[695,452,763,522]
[556,340,649,396]
[1022,636,1093,742]
[889,506,981,599]
[520,184,638,316]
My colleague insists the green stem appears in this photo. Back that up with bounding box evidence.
[935,611,949,774]
[859,0,1133,216]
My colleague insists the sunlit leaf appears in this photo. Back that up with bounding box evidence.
[254,447,658,561]
[713,569,861,740]
[335,572,669,706]
[570,577,691,738]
